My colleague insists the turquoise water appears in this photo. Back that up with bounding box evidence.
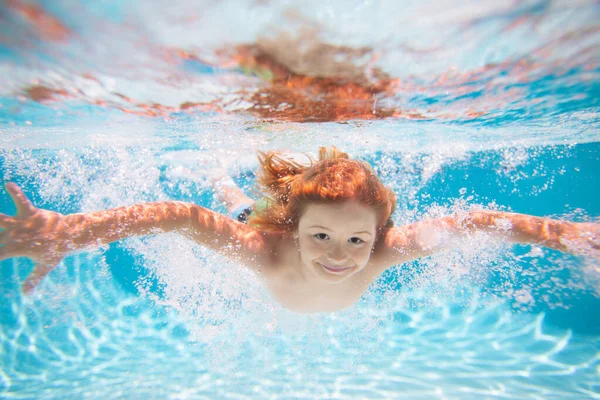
[1,1,600,399]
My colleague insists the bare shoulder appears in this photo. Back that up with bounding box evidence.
[243,230,294,275]
[366,226,427,278]
[268,233,298,268]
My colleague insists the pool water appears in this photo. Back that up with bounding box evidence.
[1,1,599,399]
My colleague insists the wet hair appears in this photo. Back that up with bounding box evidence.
[249,147,396,234]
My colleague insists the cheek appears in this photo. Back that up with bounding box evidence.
[298,238,319,258]
[353,243,375,263]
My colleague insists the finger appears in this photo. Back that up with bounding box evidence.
[580,225,600,250]
[0,212,16,227]
[5,182,35,217]
[22,261,59,295]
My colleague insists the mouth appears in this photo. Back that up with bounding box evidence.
[317,262,352,275]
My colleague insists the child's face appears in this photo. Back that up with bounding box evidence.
[296,201,378,284]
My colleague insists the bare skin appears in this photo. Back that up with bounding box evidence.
[1,182,598,313]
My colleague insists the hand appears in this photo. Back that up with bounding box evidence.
[559,222,600,257]
[0,183,68,294]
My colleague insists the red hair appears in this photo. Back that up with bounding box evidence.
[249,147,396,234]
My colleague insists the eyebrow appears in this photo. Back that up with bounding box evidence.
[308,226,373,236]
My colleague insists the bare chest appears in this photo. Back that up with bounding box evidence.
[266,266,373,313]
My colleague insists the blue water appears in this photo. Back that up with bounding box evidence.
[1,1,600,399]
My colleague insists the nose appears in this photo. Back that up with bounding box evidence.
[327,243,347,263]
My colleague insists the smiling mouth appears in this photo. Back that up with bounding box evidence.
[318,262,352,275]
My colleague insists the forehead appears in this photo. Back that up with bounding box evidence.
[298,201,377,232]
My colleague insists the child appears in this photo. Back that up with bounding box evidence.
[0,147,598,313]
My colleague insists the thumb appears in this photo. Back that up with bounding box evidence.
[22,259,62,295]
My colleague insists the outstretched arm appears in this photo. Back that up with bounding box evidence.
[0,183,272,294]
[370,210,599,272]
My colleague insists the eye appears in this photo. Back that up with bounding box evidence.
[349,237,364,244]
[314,233,329,240]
